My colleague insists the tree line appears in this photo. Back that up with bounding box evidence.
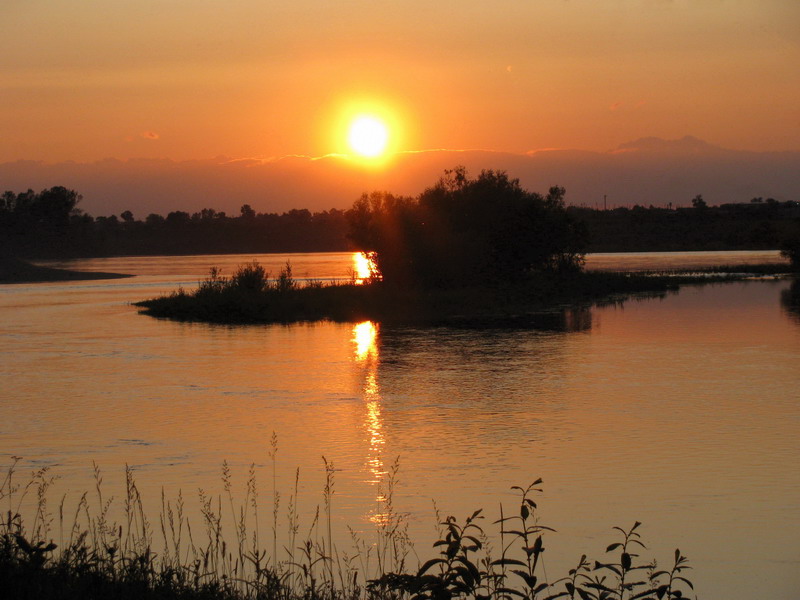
[0,188,350,257]
[1,178,799,260]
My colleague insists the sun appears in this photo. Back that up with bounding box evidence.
[348,116,389,158]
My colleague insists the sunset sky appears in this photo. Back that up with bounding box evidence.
[0,0,800,161]
[3,0,798,164]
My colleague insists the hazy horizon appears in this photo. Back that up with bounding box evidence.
[2,135,798,217]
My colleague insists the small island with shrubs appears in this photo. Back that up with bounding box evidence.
[135,167,794,325]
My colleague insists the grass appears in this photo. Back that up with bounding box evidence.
[1,452,695,600]
[134,259,793,326]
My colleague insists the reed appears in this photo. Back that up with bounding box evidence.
[1,452,695,600]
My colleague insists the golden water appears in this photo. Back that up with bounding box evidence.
[1,251,798,599]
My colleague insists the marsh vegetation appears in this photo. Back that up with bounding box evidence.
[1,455,695,600]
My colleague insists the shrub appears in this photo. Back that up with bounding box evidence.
[347,167,588,289]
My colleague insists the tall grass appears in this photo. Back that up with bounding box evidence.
[135,261,688,326]
[1,451,695,600]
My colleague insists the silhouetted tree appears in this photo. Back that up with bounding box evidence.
[691,194,707,210]
[781,228,800,270]
[347,167,587,288]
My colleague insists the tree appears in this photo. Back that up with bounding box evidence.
[347,167,587,289]
[781,228,800,271]
[691,194,707,210]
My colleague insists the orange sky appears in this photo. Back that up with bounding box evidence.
[1,1,799,163]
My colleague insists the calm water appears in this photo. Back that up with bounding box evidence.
[2,251,798,600]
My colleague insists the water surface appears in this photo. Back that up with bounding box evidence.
[1,251,798,600]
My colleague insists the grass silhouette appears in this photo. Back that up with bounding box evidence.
[1,454,695,600]
[134,260,791,326]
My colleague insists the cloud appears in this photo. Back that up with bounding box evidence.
[141,131,160,140]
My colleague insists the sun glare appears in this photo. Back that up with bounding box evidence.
[353,251,376,282]
[348,116,389,158]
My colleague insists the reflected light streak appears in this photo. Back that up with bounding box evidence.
[352,320,389,524]
[353,320,378,361]
[364,371,385,478]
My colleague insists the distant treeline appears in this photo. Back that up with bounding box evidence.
[0,188,350,257]
[1,186,799,258]
[571,196,800,252]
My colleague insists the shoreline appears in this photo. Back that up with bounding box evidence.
[0,257,133,284]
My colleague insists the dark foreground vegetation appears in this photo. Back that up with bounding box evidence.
[1,456,696,600]
[2,179,799,260]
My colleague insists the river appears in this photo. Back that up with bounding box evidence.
[1,251,798,599]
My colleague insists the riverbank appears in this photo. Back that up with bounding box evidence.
[0,257,133,284]
[134,260,792,325]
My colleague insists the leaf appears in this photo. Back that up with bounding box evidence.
[650,570,669,579]
[674,576,694,590]
[418,558,444,576]
[621,552,632,571]
[503,529,526,537]
[463,535,483,548]
[466,559,481,583]
[577,588,595,600]
[454,565,474,587]
[594,561,621,577]
[491,558,527,567]
[606,543,622,553]
[511,569,536,587]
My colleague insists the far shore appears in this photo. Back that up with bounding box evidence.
[0,257,133,284]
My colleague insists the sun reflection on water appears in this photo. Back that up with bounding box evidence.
[352,320,389,524]
[353,320,378,361]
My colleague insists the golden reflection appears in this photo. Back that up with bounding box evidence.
[353,320,378,361]
[364,372,385,476]
[352,320,389,524]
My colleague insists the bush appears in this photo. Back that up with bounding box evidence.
[780,228,800,270]
[347,167,588,289]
